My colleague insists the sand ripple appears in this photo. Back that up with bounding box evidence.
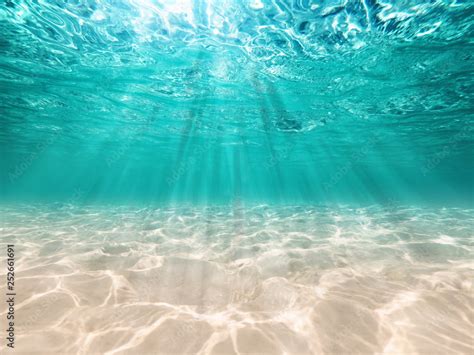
[0,204,472,354]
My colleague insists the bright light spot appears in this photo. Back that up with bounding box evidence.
[130,0,197,35]
[129,0,236,39]
[91,10,106,21]
[132,0,195,15]
[249,0,264,10]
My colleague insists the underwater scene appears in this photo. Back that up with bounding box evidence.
[0,0,473,354]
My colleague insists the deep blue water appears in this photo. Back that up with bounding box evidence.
[0,0,473,206]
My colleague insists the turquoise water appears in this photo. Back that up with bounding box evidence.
[1,2,474,354]
[1,0,473,206]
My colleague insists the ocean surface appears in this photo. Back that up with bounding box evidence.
[0,0,473,354]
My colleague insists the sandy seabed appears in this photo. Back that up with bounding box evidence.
[0,204,473,354]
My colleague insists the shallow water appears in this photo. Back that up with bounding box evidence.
[0,0,473,354]
[1,0,473,204]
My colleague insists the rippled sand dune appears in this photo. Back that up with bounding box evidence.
[0,205,472,354]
